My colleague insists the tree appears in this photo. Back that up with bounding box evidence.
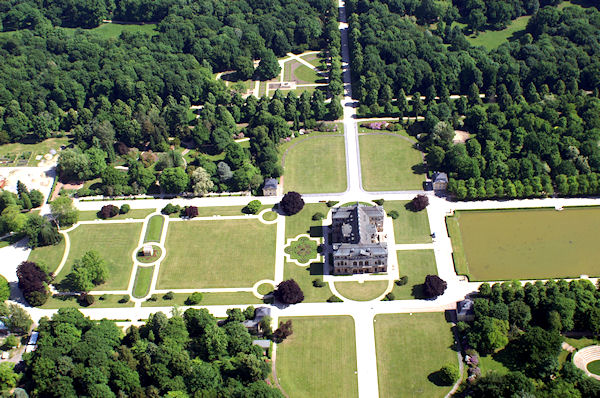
[272,320,293,342]
[327,97,343,120]
[50,197,79,227]
[186,292,203,305]
[99,204,119,219]
[410,195,429,211]
[183,206,198,218]
[438,363,459,385]
[67,251,108,292]
[191,167,214,196]
[280,192,304,215]
[0,276,9,302]
[160,168,189,194]
[24,214,62,248]
[217,162,233,181]
[245,200,262,215]
[29,190,45,208]
[7,304,32,334]
[0,362,18,392]
[16,261,50,307]
[423,275,447,298]
[255,50,281,81]
[274,279,304,304]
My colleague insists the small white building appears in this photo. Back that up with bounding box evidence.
[142,245,154,256]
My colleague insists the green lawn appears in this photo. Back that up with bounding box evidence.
[334,281,388,301]
[293,64,320,84]
[78,209,154,221]
[383,201,432,243]
[374,313,457,398]
[55,223,142,290]
[564,336,599,350]
[284,203,329,239]
[62,23,158,39]
[277,316,358,398]
[450,207,600,280]
[446,216,468,276]
[144,215,164,242]
[588,360,600,375]
[158,219,276,288]
[464,16,530,50]
[282,136,347,194]
[392,250,438,299]
[40,294,135,309]
[28,238,66,273]
[132,266,154,298]
[479,354,510,376]
[359,134,425,191]
[283,262,333,303]
[141,292,262,306]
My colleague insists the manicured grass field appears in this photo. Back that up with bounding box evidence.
[334,281,388,301]
[40,294,135,309]
[277,316,358,398]
[141,292,261,306]
[359,134,425,191]
[293,64,320,83]
[283,262,333,302]
[464,16,530,50]
[284,202,329,239]
[383,201,432,244]
[55,223,142,290]
[257,282,275,295]
[158,219,276,288]
[450,207,600,280]
[132,266,153,298]
[446,216,468,276]
[78,209,154,221]
[392,250,438,299]
[374,313,457,398]
[262,211,278,221]
[28,238,66,273]
[479,354,509,376]
[144,215,164,242]
[588,360,600,375]
[282,136,347,194]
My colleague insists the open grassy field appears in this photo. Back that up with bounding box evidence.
[383,201,432,244]
[277,316,358,398]
[359,134,425,191]
[55,223,142,290]
[132,266,153,298]
[374,313,457,398]
[28,238,66,273]
[392,250,438,299]
[284,202,329,239]
[158,219,276,288]
[141,291,262,306]
[479,354,510,376]
[40,294,135,309]
[282,136,347,194]
[283,262,333,302]
[446,215,468,276]
[450,207,600,280]
[61,23,158,39]
[464,16,530,50]
[293,64,320,83]
[334,281,389,301]
[144,215,164,242]
[78,209,154,221]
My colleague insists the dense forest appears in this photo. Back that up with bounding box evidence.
[459,280,600,397]
[0,0,340,197]
[22,308,282,397]
[346,0,600,198]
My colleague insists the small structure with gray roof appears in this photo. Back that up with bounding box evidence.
[432,172,448,191]
[330,204,388,275]
[243,307,271,335]
[262,178,278,196]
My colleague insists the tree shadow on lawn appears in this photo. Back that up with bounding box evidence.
[309,225,323,238]
[411,163,427,176]
[491,340,522,371]
[411,284,428,299]
[427,370,452,387]
[308,262,324,276]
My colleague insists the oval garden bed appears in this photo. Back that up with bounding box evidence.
[136,245,162,264]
